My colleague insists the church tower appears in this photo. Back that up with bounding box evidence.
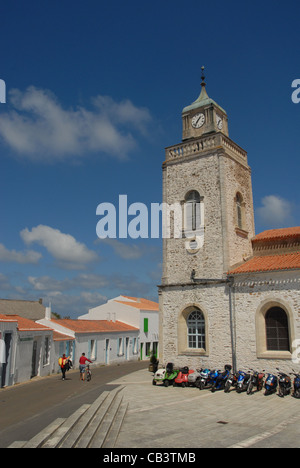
[159,68,255,367]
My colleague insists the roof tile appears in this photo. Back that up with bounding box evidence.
[230,252,300,274]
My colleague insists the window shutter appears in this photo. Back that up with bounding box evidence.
[144,318,149,333]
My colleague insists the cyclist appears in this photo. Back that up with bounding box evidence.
[79,353,92,381]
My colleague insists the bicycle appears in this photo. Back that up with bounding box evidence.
[85,364,92,382]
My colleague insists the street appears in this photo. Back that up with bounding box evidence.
[0,360,147,448]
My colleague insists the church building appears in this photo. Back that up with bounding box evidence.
[158,69,300,373]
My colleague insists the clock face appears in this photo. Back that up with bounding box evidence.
[191,113,205,129]
[216,114,223,130]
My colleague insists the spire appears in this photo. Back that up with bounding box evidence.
[182,65,227,115]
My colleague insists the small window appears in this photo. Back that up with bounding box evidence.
[185,190,201,232]
[236,193,243,229]
[265,307,290,351]
[187,310,205,350]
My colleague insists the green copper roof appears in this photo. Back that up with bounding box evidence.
[182,84,227,115]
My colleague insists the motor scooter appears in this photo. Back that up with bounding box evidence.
[264,372,278,396]
[163,362,180,387]
[236,370,251,393]
[211,365,232,393]
[292,371,300,399]
[224,370,238,393]
[174,366,194,387]
[188,369,201,387]
[196,368,211,390]
[278,371,292,398]
[246,369,265,395]
[152,362,175,386]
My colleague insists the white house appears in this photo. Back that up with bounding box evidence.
[79,295,159,360]
[0,315,18,387]
[38,307,140,369]
[0,314,53,387]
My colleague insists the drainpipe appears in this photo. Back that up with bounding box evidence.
[227,275,237,373]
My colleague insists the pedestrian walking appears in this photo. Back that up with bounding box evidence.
[58,354,70,380]
[79,353,92,381]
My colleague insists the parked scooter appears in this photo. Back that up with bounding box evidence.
[152,362,177,386]
[224,369,238,393]
[211,365,232,393]
[202,369,219,390]
[246,369,265,395]
[196,368,211,390]
[163,362,180,387]
[292,371,300,399]
[174,366,194,387]
[188,368,201,387]
[236,370,252,393]
[278,371,292,398]
[264,372,278,396]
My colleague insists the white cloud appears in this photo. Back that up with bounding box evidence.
[100,238,145,259]
[257,195,294,227]
[20,225,98,269]
[0,243,42,264]
[0,87,152,162]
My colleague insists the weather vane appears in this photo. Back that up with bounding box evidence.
[201,66,206,87]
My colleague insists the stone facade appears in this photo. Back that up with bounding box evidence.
[233,270,300,374]
[159,76,300,374]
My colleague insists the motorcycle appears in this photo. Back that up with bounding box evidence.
[264,372,278,396]
[211,365,232,393]
[278,371,292,398]
[246,369,265,395]
[292,371,300,399]
[236,370,251,393]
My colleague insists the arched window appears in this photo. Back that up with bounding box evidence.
[185,190,201,232]
[236,192,243,229]
[265,307,290,351]
[187,310,205,350]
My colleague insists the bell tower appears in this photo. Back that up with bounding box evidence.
[159,68,255,367]
[161,67,255,285]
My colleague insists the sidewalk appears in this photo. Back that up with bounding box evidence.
[109,368,300,448]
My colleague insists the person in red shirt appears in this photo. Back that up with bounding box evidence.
[79,353,92,381]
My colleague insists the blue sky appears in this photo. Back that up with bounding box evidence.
[0,0,299,318]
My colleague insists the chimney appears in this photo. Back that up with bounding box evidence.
[45,303,52,321]
[39,298,43,304]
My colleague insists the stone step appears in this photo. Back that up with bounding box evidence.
[102,400,129,448]
[24,417,67,448]
[88,391,124,448]
[8,386,126,449]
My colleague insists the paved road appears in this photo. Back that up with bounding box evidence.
[0,361,147,448]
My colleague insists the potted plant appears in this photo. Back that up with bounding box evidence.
[148,351,159,373]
